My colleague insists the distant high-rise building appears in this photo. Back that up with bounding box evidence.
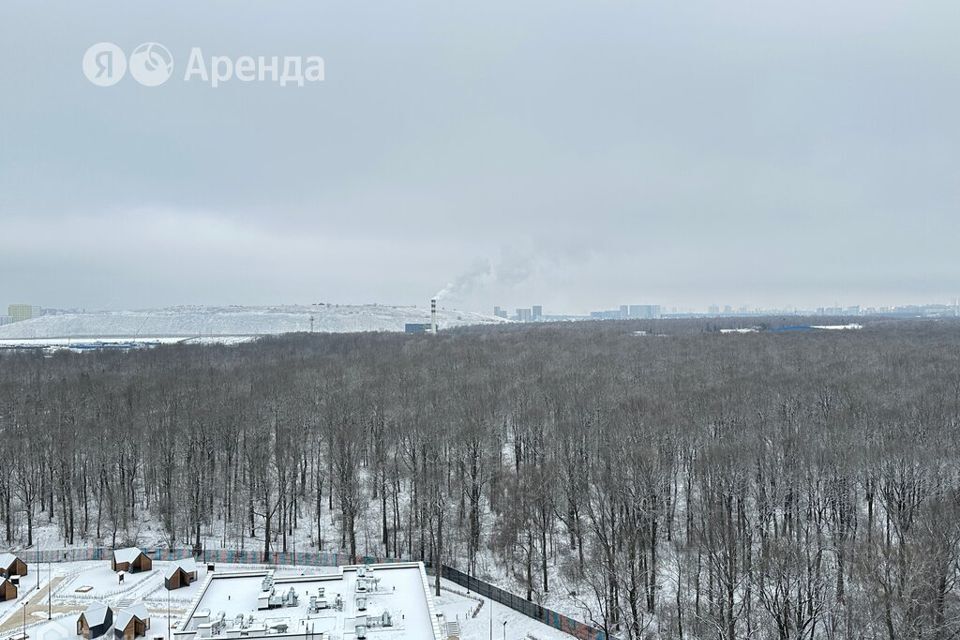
[532,305,543,321]
[493,306,508,319]
[620,305,629,318]
[516,308,532,322]
[628,304,661,319]
[708,304,720,315]
[8,304,40,323]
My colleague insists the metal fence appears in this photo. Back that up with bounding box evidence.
[25,547,404,567]
[434,564,610,640]
[23,548,608,640]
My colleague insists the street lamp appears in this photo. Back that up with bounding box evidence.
[502,620,507,640]
[22,599,29,640]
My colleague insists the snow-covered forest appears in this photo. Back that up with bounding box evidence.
[1,318,959,640]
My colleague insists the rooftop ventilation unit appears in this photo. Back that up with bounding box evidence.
[260,573,275,593]
[211,611,226,635]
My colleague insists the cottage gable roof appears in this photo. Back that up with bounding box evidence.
[115,603,148,630]
[83,602,111,627]
[164,557,197,580]
[113,548,144,565]
[0,553,18,569]
[178,557,197,574]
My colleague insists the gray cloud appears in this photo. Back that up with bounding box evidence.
[1,0,958,313]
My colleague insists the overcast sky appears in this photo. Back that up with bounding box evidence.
[1,1,958,314]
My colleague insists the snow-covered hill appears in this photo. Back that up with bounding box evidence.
[0,304,506,339]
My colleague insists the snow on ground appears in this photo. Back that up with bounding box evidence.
[436,579,576,640]
[0,561,577,640]
[0,560,197,638]
[0,336,256,350]
[12,497,600,628]
[0,304,506,341]
[1,612,180,640]
[186,564,441,639]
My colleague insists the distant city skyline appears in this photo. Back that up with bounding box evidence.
[3,297,958,326]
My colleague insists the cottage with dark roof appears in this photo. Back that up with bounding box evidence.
[77,602,113,639]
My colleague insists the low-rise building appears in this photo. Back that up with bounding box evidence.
[114,603,150,640]
[173,562,442,640]
[0,552,27,578]
[0,575,17,602]
[404,323,433,334]
[78,602,114,639]
[111,548,152,574]
[165,558,199,590]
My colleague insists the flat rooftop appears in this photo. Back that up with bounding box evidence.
[174,562,443,640]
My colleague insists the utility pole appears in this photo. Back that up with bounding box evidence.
[489,599,492,640]
[47,560,51,620]
[22,600,29,640]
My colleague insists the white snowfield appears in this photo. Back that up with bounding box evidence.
[0,304,506,341]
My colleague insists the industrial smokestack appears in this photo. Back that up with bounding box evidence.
[431,298,438,334]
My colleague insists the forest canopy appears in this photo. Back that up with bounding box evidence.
[1,318,958,640]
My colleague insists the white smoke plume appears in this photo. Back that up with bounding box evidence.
[434,250,538,302]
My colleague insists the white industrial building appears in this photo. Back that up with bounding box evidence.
[173,562,443,640]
